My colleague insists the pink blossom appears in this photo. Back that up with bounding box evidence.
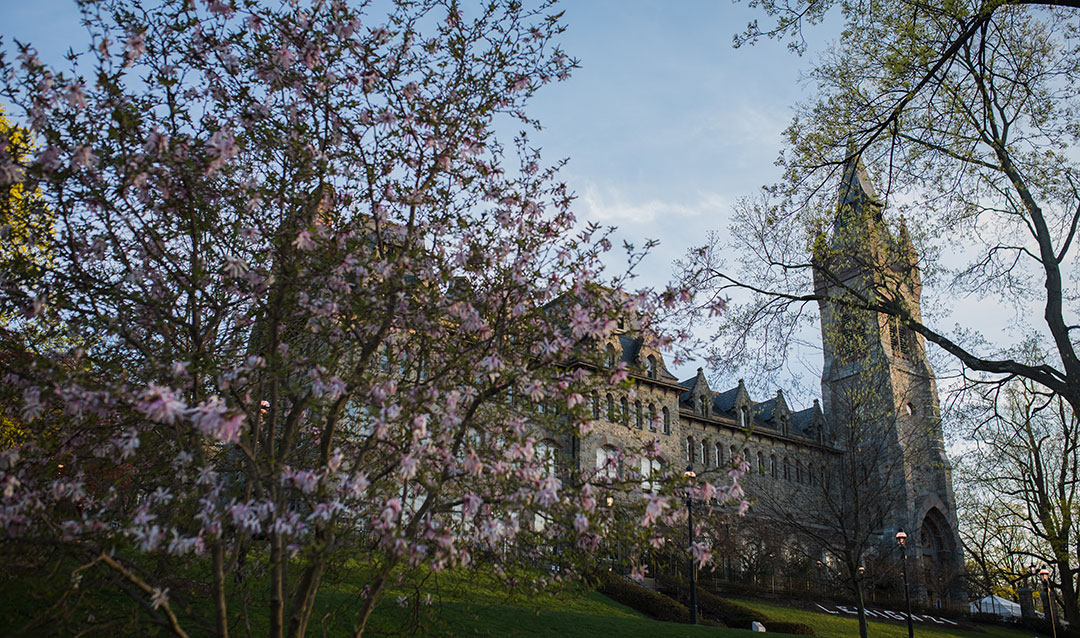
[274,46,295,69]
[150,588,169,609]
[643,494,667,525]
[691,541,712,569]
[138,384,185,423]
[380,498,402,526]
[293,229,316,251]
[66,84,86,110]
[462,493,482,517]
[573,513,588,533]
[71,145,95,168]
[536,476,560,507]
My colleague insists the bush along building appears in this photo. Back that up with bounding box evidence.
[575,154,964,609]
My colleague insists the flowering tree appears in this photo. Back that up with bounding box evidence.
[0,1,692,635]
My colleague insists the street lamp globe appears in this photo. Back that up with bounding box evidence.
[895,529,907,547]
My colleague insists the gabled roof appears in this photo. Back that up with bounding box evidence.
[713,386,739,415]
[753,398,778,427]
[791,402,824,438]
[617,334,641,366]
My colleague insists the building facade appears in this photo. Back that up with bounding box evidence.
[576,155,964,606]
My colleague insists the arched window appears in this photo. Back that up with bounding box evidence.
[635,401,643,429]
[730,445,738,464]
[662,407,671,434]
[648,403,657,431]
[620,397,629,427]
[606,394,615,421]
[783,458,791,481]
[796,460,803,484]
[686,436,694,463]
[770,455,778,478]
[591,391,600,419]
[739,406,748,429]
[647,355,658,379]
[596,445,617,481]
[605,344,617,368]
[807,464,814,486]
[700,440,708,466]
[715,442,722,468]
[757,452,765,474]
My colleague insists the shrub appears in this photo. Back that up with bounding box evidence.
[766,621,817,635]
[595,572,690,623]
[655,575,760,628]
[695,588,769,629]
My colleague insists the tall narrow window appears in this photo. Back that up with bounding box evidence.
[662,407,671,434]
[770,455,778,478]
[700,440,708,466]
[596,446,617,481]
[757,452,765,474]
[641,458,661,492]
[605,344,617,368]
[635,401,643,429]
[620,397,629,427]
[591,391,600,419]
[783,458,791,481]
[796,460,803,484]
[686,437,694,463]
[647,355,658,379]
[648,403,657,432]
[537,440,558,477]
[606,394,615,421]
[715,442,722,468]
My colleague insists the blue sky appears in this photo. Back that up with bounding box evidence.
[0,0,839,396]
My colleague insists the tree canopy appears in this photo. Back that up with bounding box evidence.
[682,0,1080,411]
[0,1,705,636]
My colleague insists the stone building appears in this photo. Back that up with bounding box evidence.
[573,154,964,606]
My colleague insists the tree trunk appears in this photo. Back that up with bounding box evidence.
[270,532,284,638]
[212,541,229,638]
[353,567,392,638]
[855,577,869,638]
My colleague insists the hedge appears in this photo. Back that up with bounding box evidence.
[595,571,690,624]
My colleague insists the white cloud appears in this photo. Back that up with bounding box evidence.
[576,182,731,227]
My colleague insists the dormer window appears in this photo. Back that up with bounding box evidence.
[605,344,617,368]
[739,406,748,429]
[647,355,658,379]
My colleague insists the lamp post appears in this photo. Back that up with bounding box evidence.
[1040,567,1058,638]
[684,465,698,625]
[896,530,915,638]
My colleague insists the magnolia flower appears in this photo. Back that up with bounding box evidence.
[293,229,316,251]
[150,587,169,610]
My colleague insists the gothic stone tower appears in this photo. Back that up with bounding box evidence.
[813,154,965,605]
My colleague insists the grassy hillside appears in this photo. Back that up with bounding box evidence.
[733,598,1043,638]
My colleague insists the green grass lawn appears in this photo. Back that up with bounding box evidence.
[0,558,1052,638]
[734,598,1045,638]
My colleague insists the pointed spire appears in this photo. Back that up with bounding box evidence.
[837,142,882,228]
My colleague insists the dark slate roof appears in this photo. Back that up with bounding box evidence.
[713,386,739,415]
[791,406,818,437]
[753,398,778,427]
[617,335,641,366]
